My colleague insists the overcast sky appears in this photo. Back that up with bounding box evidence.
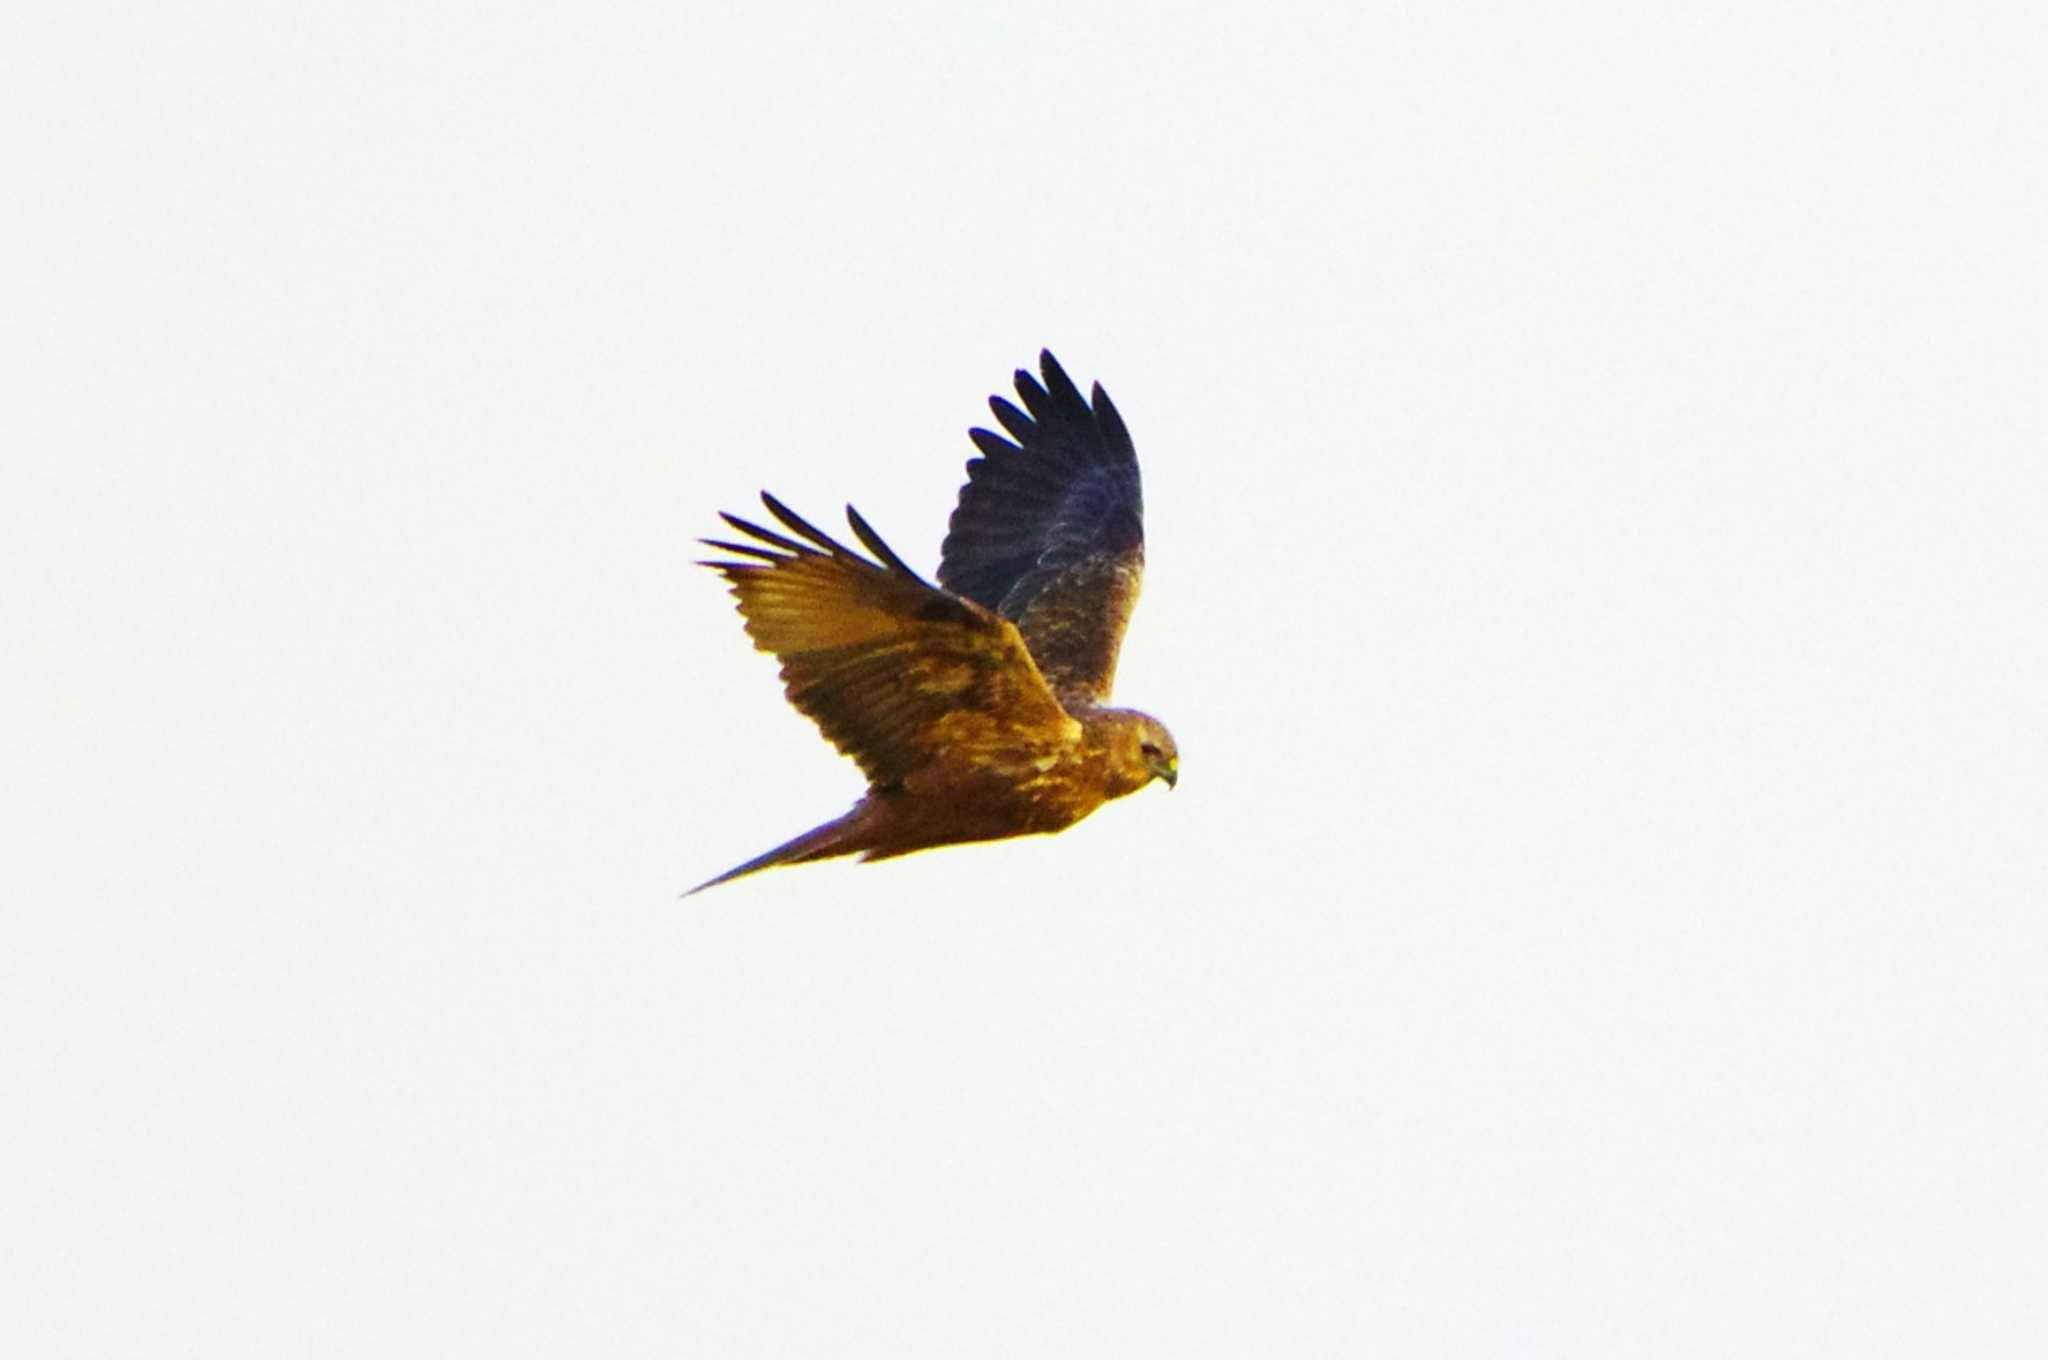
[8,2,2045,1355]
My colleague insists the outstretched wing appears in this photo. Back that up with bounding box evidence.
[937,350,1145,707]
[701,493,1079,790]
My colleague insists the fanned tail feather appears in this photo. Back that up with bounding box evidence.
[685,811,864,896]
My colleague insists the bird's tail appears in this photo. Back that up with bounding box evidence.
[685,810,865,896]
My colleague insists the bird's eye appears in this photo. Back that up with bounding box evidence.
[1140,742,1160,757]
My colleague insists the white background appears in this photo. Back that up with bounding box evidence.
[7,2,2044,1355]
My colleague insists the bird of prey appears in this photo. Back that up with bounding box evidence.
[689,350,1178,894]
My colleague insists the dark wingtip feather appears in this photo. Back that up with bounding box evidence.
[758,492,854,557]
[698,537,782,562]
[968,427,1019,461]
[717,510,810,556]
[988,395,1034,443]
[1038,350,1085,410]
[844,504,916,578]
[1012,365,1049,418]
[1091,381,1133,456]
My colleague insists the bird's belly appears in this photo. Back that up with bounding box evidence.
[894,754,1104,840]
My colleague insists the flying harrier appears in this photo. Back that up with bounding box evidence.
[690,351,1177,893]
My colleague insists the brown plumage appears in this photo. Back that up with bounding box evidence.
[689,351,1177,894]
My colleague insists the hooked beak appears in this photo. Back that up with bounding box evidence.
[1159,761,1178,790]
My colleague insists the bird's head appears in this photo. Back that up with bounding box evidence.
[1094,708,1178,795]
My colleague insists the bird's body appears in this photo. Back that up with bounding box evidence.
[690,707,1166,893]
[691,352,1176,894]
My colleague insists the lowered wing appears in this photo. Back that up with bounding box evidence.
[702,493,1078,790]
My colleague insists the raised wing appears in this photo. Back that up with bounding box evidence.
[938,351,1145,707]
[701,493,1078,790]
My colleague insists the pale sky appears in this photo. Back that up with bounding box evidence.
[7,2,2045,1355]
